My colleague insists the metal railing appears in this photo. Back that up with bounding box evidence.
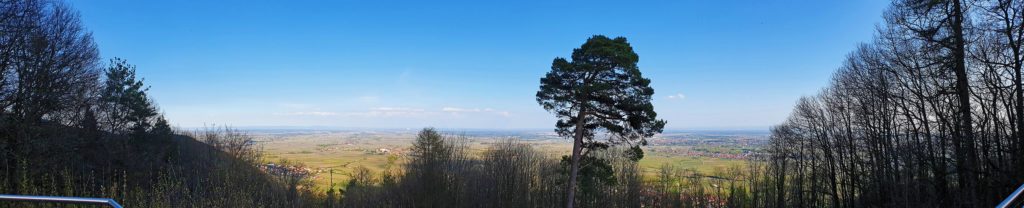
[0,194,123,208]
[999,183,1024,208]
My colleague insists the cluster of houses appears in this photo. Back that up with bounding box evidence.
[371,147,405,155]
[316,146,342,152]
[261,163,314,178]
[655,147,755,160]
[263,146,400,180]
[682,151,754,160]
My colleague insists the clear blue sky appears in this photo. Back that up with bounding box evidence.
[72,0,889,130]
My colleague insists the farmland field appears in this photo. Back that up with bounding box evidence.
[254,129,765,190]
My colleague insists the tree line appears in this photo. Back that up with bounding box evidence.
[1,1,316,207]
[334,128,754,208]
[752,0,1024,207]
[1,0,165,193]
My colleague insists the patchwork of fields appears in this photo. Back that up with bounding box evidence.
[254,129,764,190]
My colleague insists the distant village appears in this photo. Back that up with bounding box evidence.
[648,133,767,160]
[261,145,404,180]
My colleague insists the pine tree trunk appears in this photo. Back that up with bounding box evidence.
[566,115,585,208]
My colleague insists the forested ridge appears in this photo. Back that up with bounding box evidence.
[752,0,1024,207]
[0,0,319,207]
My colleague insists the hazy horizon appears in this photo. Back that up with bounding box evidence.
[73,0,888,129]
[183,125,773,132]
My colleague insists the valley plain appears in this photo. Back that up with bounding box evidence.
[249,128,767,190]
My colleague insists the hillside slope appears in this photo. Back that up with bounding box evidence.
[1,125,315,207]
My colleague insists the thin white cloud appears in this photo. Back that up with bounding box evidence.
[279,106,511,118]
[442,107,484,112]
[372,107,424,112]
[442,107,511,117]
[364,107,427,117]
[277,111,338,116]
[278,107,427,118]
[666,93,686,100]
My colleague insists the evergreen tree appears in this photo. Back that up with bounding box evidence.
[536,35,666,207]
[100,58,157,137]
[150,115,172,136]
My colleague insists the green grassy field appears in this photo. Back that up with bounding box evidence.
[259,132,749,190]
[638,155,747,178]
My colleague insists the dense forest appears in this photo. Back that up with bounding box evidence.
[0,0,319,207]
[752,0,1024,207]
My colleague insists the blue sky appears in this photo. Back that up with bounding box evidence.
[72,0,889,130]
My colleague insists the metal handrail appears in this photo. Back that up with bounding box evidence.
[999,183,1024,208]
[0,194,123,208]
